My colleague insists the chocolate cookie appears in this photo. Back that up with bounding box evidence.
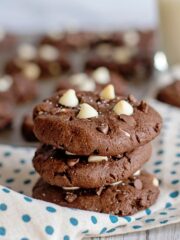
[157,80,180,107]
[33,143,151,188]
[0,28,17,51]
[4,44,71,79]
[56,68,127,96]
[0,74,38,104]
[86,30,154,80]
[0,100,14,130]
[32,171,159,216]
[33,90,162,156]
[85,47,153,80]
[21,115,38,142]
[40,31,97,51]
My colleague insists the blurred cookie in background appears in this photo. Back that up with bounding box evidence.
[39,31,97,51]
[0,27,17,51]
[0,100,14,130]
[157,80,180,108]
[55,67,127,95]
[4,43,71,79]
[0,74,38,104]
[85,30,154,81]
[21,114,38,142]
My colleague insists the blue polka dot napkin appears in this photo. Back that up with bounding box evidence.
[0,100,180,239]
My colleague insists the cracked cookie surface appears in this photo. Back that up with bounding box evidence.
[32,171,160,216]
[33,143,151,188]
[33,91,162,156]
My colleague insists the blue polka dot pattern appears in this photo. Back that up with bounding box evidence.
[169,191,179,198]
[165,202,172,208]
[46,206,56,213]
[2,188,10,193]
[70,217,78,226]
[100,227,107,234]
[132,225,142,229]
[91,216,97,224]
[22,214,31,223]
[154,160,162,165]
[145,219,155,223]
[45,226,54,235]
[106,228,116,233]
[145,208,151,215]
[0,227,6,236]
[63,235,70,240]
[23,179,31,185]
[160,220,168,224]
[0,203,7,211]
[6,178,14,184]
[123,216,132,222]
[171,180,179,185]
[24,197,32,202]
[109,215,118,223]
[4,151,11,157]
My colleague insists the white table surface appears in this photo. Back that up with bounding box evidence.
[88,223,180,239]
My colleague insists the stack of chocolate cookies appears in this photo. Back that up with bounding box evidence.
[32,85,162,216]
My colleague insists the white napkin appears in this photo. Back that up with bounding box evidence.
[0,99,179,240]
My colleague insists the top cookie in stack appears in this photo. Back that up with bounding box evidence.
[32,85,162,216]
[33,87,162,156]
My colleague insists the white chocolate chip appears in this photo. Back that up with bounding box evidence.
[0,75,13,92]
[113,46,132,64]
[113,100,133,116]
[123,30,140,47]
[59,89,79,107]
[95,44,112,57]
[39,44,59,61]
[78,79,96,91]
[77,103,98,119]
[120,129,131,137]
[69,73,96,91]
[65,151,76,155]
[47,31,64,40]
[70,73,89,85]
[62,186,80,190]
[88,155,108,163]
[153,178,159,187]
[110,180,123,186]
[92,67,110,84]
[17,44,37,61]
[100,84,115,100]
[22,63,41,80]
[133,169,141,176]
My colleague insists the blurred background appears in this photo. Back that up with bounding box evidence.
[0,0,179,146]
[0,0,157,33]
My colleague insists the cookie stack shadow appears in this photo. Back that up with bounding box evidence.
[32,85,162,216]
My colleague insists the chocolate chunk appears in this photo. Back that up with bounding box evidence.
[96,123,109,134]
[65,192,77,203]
[154,123,161,133]
[67,158,79,167]
[138,100,149,113]
[128,94,138,105]
[134,179,143,190]
[119,114,136,127]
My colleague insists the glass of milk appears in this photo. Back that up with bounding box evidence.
[157,0,180,65]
